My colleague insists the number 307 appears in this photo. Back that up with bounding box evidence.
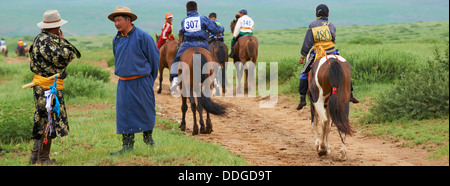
[186,20,199,29]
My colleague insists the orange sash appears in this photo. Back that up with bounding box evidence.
[32,74,64,90]
[119,74,149,81]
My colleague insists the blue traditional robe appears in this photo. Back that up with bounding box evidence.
[113,26,160,134]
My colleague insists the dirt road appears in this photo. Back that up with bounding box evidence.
[153,71,447,166]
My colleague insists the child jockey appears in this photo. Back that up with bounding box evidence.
[169,1,224,91]
[296,4,359,110]
[207,12,224,44]
[157,12,175,49]
[229,8,254,58]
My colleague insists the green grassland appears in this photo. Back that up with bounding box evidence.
[0,20,448,165]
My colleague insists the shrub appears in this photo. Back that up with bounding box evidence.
[67,62,110,83]
[64,62,110,99]
[63,75,106,98]
[363,45,449,123]
[345,47,422,85]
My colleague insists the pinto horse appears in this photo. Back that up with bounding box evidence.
[155,34,178,94]
[230,15,258,93]
[177,46,226,135]
[308,54,354,160]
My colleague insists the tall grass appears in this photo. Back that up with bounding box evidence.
[362,45,449,123]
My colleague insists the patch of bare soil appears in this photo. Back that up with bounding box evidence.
[4,57,30,64]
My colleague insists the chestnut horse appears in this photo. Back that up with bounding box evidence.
[230,15,258,93]
[177,47,227,135]
[155,34,178,94]
[308,54,354,160]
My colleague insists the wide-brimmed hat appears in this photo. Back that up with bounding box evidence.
[108,6,137,22]
[37,10,68,29]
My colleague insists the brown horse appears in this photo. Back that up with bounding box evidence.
[155,34,178,94]
[209,39,228,94]
[308,54,354,160]
[230,15,258,93]
[177,47,226,135]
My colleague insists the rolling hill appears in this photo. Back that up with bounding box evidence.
[0,0,449,37]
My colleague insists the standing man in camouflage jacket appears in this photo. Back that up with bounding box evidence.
[28,10,80,165]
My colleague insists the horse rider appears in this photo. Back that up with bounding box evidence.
[157,12,175,49]
[207,12,224,44]
[0,38,6,54]
[17,39,25,56]
[169,1,224,91]
[229,8,254,58]
[296,4,359,110]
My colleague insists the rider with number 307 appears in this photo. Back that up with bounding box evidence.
[170,1,225,91]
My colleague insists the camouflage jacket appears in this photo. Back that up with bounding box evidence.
[29,29,81,79]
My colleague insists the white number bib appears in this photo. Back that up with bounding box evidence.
[242,19,252,27]
[184,17,201,32]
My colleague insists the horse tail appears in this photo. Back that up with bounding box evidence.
[198,95,226,116]
[328,58,353,136]
[246,37,256,61]
[196,52,227,116]
[217,44,226,64]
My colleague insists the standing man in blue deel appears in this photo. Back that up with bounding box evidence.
[108,6,160,155]
[169,1,225,91]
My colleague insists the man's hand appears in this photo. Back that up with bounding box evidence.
[299,58,304,64]
[59,29,64,39]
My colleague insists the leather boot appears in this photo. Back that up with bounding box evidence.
[110,133,134,155]
[143,130,155,147]
[229,39,236,58]
[296,95,307,110]
[29,139,40,164]
[37,138,58,165]
[349,92,360,104]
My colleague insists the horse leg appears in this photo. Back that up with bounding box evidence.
[318,118,331,157]
[234,62,243,94]
[338,131,347,160]
[197,98,206,134]
[244,69,249,94]
[157,67,164,94]
[190,95,199,135]
[311,105,320,150]
[221,65,226,94]
[179,96,188,131]
[313,95,330,156]
[205,112,213,134]
[338,102,350,160]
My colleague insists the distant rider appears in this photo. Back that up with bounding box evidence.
[157,12,175,49]
[229,9,254,58]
